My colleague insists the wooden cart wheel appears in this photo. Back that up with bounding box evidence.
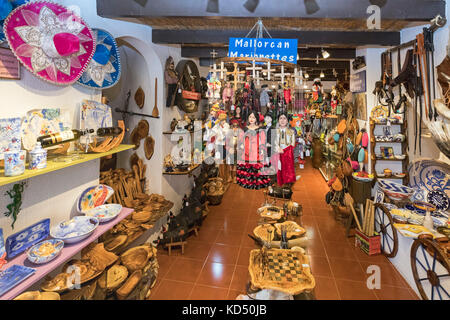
[410,238,450,300]
[373,203,398,258]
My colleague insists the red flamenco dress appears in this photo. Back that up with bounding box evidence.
[236,128,271,189]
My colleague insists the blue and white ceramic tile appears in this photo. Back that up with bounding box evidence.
[5,219,50,259]
[0,265,36,297]
[27,239,64,264]
[50,216,99,244]
[0,117,22,160]
[80,100,113,131]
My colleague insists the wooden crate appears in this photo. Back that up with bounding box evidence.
[355,229,381,256]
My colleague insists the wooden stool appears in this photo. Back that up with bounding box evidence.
[165,239,187,256]
[188,226,199,237]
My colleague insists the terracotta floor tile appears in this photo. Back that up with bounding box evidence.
[195,227,220,243]
[215,229,245,246]
[305,238,327,257]
[313,276,341,300]
[156,254,177,279]
[237,246,255,266]
[223,218,248,233]
[164,257,205,283]
[328,258,366,282]
[359,261,409,288]
[151,279,194,300]
[230,265,251,291]
[182,241,213,262]
[197,262,235,288]
[241,233,258,248]
[207,243,240,265]
[227,289,245,300]
[373,285,418,300]
[335,279,378,300]
[307,255,333,278]
[202,216,226,229]
[324,240,358,260]
[189,285,229,300]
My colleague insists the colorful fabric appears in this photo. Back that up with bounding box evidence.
[277,145,296,185]
[236,163,271,190]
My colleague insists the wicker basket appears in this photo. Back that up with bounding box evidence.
[205,177,225,205]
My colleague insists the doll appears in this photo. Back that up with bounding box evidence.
[274,113,297,186]
[204,104,220,160]
[236,111,270,190]
[222,82,234,113]
[165,56,178,107]
[230,105,245,130]
[312,78,324,104]
[226,120,242,182]
[212,110,231,182]
[206,73,221,100]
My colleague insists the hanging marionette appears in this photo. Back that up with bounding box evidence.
[274,113,297,186]
[312,78,324,104]
[206,73,222,100]
[222,81,235,113]
[330,85,339,113]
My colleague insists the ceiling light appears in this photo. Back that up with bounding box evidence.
[316,55,319,65]
[206,0,219,13]
[321,48,330,59]
[320,70,325,78]
[243,0,259,13]
[304,72,309,79]
[297,53,300,60]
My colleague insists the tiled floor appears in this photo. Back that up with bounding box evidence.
[149,160,419,300]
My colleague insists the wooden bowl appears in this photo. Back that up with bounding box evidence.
[121,245,152,272]
[253,224,275,242]
[116,270,143,300]
[98,265,129,291]
[274,221,306,239]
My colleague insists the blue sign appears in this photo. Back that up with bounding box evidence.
[350,70,366,93]
[228,38,298,64]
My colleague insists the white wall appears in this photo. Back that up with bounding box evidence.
[0,0,200,245]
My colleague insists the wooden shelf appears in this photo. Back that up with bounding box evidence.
[374,158,407,162]
[0,207,134,300]
[163,164,201,176]
[0,144,134,187]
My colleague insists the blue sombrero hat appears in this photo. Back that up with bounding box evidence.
[0,0,29,44]
[77,28,121,89]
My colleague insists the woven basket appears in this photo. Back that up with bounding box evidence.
[207,193,224,205]
[205,177,225,205]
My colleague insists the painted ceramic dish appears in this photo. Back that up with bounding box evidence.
[84,204,122,223]
[80,100,113,132]
[413,201,436,212]
[77,184,114,213]
[5,219,50,259]
[370,105,389,120]
[427,190,450,211]
[382,203,398,211]
[432,217,447,228]
[0,265,36,297]
[0,117,22,160]
[378,180,415,202]
[50,216,99,244]
[27,239,64,264]
[21,108,70,151]
[408,159,450,196]
[352,172,374,182]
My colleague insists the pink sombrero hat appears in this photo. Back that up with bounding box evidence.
[3,1,95,85]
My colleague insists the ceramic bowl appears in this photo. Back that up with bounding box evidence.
[383,203,398,211]
[50,216,99,244]
[432,217,447,228]
[395,154,406,160]
[84,204,122,223]
[378,180,415,201]
[394,173,406,178]
[413,201,436,212]
[27,239,64,264]
[377,173,385,178]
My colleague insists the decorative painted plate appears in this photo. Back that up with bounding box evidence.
[0,117,22,160]
[84,204,122,223]
[408,159,450,196]
[21,108,70,151]
[370,105,389,120]
[50,216,99,244]
[77,184,114,213]
[378,180,415,201]
[382,203,398,211]
[0,265,36,297]
[27,239,64,264]
[427,190,450,211]
[5,219,50,259]
[374,187,385,204]
[80,100,113,131]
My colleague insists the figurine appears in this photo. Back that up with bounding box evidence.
[274,113,297,186]
[164,56,178,107]
[312,78,324,103]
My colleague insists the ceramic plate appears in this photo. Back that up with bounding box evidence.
[0,265,36,297]
[21,108,70,151]
[50,216,99,244]
[27,239,64,264]
[77,185,114,213]
[0,117,22,160]
[5,219,50,259]
[427,190,450,211]
[79,100,112,144]
[383,203,398,211]
[84,204,122,223]
[408,159,450,197]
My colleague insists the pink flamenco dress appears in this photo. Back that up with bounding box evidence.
[236,128,271,190]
